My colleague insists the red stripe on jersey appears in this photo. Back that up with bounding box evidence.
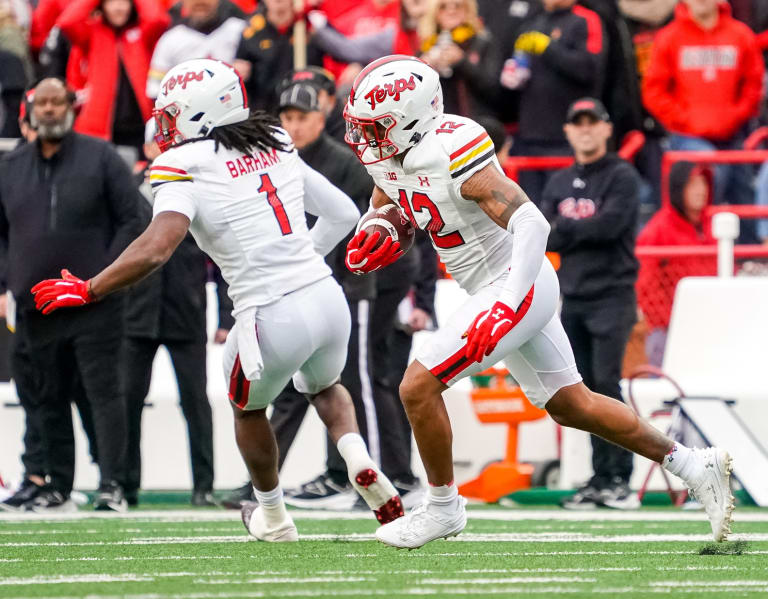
[150,165,188,175]
[228,355,241,403]
[238,377,251,410]
[429,284,536,384]
[228,355,250,409]
[430,345,468,383]
[449,133,489,161]
[442,355,473,384]
[572,5,603,54]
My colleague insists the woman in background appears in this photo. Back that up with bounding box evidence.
[636,162,715,366]
[418,0,500,119]
[57,0,169,155]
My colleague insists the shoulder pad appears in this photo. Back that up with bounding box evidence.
[149,146,195,190]
[436,116,494,178]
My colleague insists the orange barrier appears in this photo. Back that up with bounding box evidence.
[458,368,547,502]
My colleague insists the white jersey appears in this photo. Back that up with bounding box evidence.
[147,17,246,98]
[365,114,513,295]
[150,130,357,315]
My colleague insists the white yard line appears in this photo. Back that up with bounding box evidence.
[2,532,768,547]
[0,574,372,586]
[1,508,768,523]
[5,588,768,599]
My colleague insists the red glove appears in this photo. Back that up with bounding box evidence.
[31,269,95,315]
[463,301,517,363]
[345,230,403,274]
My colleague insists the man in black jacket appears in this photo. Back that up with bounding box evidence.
[540,98,640,510]
[0,78,142,512]
[502,0,608,204]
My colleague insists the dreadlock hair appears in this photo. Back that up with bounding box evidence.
[210,111,289,155]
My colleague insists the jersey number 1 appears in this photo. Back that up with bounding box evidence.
[258,174,292,235]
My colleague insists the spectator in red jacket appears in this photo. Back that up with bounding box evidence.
[642,0,763,239]
[29,0,69,59]
[636,161,716,366]
[57,0,170,154]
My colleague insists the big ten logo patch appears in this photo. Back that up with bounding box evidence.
[558,197,596,220]
[162,70,207,96]
[364,76,417,110]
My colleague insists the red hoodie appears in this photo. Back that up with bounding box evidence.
[57,0,170,141]
[636,165,716,328]
[29,0,69,55]
[642,2,763,141]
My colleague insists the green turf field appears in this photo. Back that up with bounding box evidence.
[2,506,768,598]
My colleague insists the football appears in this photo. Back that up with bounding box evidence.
[358,204,415,254]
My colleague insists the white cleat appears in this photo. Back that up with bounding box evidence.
[350,467,404,525]
[241,501,298,542]
[684,447,735,542]
[375,496,467,549]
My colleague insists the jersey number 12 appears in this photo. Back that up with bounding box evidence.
[258,173,292,235]
[397,189,464,249]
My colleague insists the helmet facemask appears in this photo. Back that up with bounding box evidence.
[343,108,398,165]
[153,102,186,152]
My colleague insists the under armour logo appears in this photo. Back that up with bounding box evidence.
[418,176,430,187]
[492,308,505,319]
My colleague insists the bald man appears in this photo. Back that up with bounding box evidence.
[0,78,143,512]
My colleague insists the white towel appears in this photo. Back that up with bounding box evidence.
[236,310,264,381]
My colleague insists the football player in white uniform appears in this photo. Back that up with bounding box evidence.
[343,55,734,548]
[31,59,405,539]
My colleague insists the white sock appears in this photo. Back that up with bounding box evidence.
[428,482,458,508]
[337,432,374,476]
[253,485,288,526]
[661,443,700,483]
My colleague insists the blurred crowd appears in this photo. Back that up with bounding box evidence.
[0,0,767,509]
[1,0,767,215]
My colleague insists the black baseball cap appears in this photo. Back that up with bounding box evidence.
[278,82,321,113]
[277,67,336,97]
[566,97,610,123]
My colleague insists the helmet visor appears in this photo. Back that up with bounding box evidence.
[343,107,398,165]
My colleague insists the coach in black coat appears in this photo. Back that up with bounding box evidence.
[540,98,640,509]
[0,79,142,509]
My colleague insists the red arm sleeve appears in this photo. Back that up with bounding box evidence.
[56,0,100,48]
